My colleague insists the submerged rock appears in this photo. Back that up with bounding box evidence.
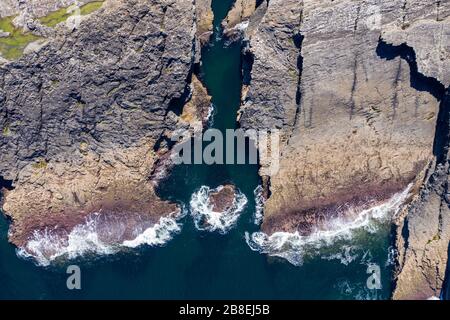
[190,185,247,234]
[208,184,237,213]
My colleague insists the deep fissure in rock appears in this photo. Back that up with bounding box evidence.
[376,39,449,163]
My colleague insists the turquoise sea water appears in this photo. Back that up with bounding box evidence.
[0,0,396,299]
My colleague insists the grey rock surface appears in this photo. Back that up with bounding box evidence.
[393,91,450,299]
[0,0,207,252]
[239,0,450,299]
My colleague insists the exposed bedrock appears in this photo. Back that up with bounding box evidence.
[195,0,214,46]
[392,89,450,300]
[0,0,105,39]
[221,0,256,40]
[238,0,449,285]
[208,184,237,213]
[0,0,211,250]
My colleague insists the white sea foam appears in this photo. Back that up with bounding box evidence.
[190,185,247,234]
[122,217,181,248]
[206,103,215,126]
[385,245,397,267]
[234,20,250,32]
[246,185,411,266]
[322,245,359,265]
[253,185,265,225]
[18,212,183,267]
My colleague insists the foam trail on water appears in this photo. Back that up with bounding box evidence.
[246,185,411,266]
[190,185,247,234]
[18,212,184,267]
[253,185,264,225]
[206,103,215,126]
[122,216,182,248]
[321,245,359,266]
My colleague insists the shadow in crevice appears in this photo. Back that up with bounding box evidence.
[0,176,13,191]
[256,0,266,8]
[167,71,193,116]
[434,90,450,164]
[376,40,446,99]
[0,176,13,204]
[376,39,449,164]
[293,33,304,106]
[242,48,254,87]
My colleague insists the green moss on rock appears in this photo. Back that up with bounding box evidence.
[39,1,105,27]
[0,16,41,60]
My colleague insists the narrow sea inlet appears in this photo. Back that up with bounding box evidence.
[0,0,397,299]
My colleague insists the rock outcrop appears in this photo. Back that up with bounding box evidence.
[0,0,211,256]
[239,0,450,298]
[208,184,237,213]
[221,0,256,40]
[195,0,214,46]
[393,151,450,300]
[393,90,450,300]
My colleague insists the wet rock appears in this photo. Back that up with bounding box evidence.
[208,184,237,213]
[190,185,247,234]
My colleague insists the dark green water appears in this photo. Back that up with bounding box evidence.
[0,0,394,299]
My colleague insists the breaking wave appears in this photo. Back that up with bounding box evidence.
[206,103,215,126]
[253,185,264,225]
[246,185,411,266]
[190,185,247,234]
[17,211,184,267]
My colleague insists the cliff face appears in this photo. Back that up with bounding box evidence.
[221,0,256,40]
[0,0,211,251]
[393,115,450,299]
[195,0,214,46]
[239,0,450,299]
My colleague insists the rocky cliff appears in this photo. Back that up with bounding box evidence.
[1,0,450,300]
[0,0,211,256]
[239,0,450,299]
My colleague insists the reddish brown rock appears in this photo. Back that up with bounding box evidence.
[208,185,237,213]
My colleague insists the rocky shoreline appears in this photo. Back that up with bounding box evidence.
[0,0,212,258]
[0,0,449,300]
[237,0,450,299]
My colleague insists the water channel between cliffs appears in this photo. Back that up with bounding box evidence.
[0,0,396,299]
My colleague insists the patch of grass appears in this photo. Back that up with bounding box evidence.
[2,124,10,136]
[0,16,41,60]
[427,233,441,244]
[39,1,105,27]
[79,141,89,154]
[32,159,48,169]
[0,1,104,60]
[79,1,105,15]
[39,7,73,28]
[0,16,15,33]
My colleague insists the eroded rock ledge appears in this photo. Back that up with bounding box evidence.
[238,0,450,299]
[0,0,212,253]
